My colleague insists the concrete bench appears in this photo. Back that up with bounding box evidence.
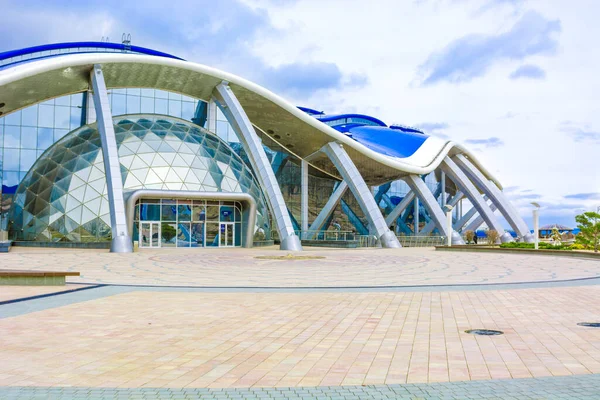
[0,270,80,286]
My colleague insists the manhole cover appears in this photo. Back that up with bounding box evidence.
[255,254,325,261]
[465,329,504,336]
[577,322,600,328]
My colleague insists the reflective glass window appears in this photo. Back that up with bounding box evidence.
[127,95,141,114]
[161,202,177,221]
[177,223,191,247]
[220,206,234,222]
[235,222,242,246]
[205,223,219,247]
[155,99,168,115]
[55,96,70,106]
[21,106,38,127]
[54,106,70,129]
[21,127,36,149]
[2,171,20,187]
[192,205,206,221]
[71,92,84,105]
[139,204,160,221]
[54,129,69,141]
[141,89,154,97]
[4,110,21,126]
[3,149,19,170]
[182,102,195,121]
[206,205,219,221]
[216,120,229,137]
[39,105,54,128]
[168,100,181,118]
[4,125,20,148]
[70,107,82,130]
[161,222,177,247]
[177,203,192,221]
[112,94,126,115]
[141,97,154,114]
[155,90,169,99]
[191,223,204,247]
[20,149,37,171]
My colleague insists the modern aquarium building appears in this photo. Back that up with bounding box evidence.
[0,41,533,252]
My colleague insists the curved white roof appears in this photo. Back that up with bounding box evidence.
[0,53,499,187]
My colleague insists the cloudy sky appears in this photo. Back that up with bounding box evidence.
[1,0,599,227]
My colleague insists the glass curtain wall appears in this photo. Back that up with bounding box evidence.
[0,88,205,230]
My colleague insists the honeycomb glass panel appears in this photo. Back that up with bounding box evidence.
[9,115,270,242]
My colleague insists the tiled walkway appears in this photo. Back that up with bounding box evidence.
[2,247,600,398]
[3,286,600,388]
[2,374,600,399]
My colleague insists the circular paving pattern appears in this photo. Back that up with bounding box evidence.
[2,247,600,287]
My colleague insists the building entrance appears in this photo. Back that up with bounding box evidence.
[134,199,243,248]
[139,222,160,248]
[219,223,235,247]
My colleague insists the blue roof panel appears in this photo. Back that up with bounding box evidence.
[0,41,183,68]
[332,125,429,159]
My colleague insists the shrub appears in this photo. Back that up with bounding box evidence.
[486,230,500,245]
[465,230,475,244]
[499,242,573,250]
[569,243,586,250]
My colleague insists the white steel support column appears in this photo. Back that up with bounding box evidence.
[464,201,498,232]
[440,157,512,243]
[404,175,465,244]
[306,181,348,239]
[441,171,446,207]
[212,82,302,250]
[453,154,534,243]
[301,160,309,239]
[90,65,133,253]
[420,191,464,235]
[384,192,415,226]
[321,142,400,248]
[533,207,540,250]
[207,99,218,133]
[414,197,420,234]
[454,195,488,231]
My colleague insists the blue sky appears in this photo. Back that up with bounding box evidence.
[1,0,598,227]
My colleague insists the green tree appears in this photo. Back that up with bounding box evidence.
[575,212,600,252]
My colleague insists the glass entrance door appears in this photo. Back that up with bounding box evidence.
[219,223,234,247]
[140,222,160,248]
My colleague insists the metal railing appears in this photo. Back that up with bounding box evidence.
[270,230,447,248]
[396,235,447,247]
[294,230,357,241]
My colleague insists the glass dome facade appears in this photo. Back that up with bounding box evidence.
[9,115,270,242]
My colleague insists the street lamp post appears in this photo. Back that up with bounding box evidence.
[443,205,454,247]
[531,202,540,250]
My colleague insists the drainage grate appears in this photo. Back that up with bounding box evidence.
[578,322,600,328]
[465,329,504,336]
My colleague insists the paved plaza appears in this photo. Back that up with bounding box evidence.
[2,247,600,399]
[2,246,600,287]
